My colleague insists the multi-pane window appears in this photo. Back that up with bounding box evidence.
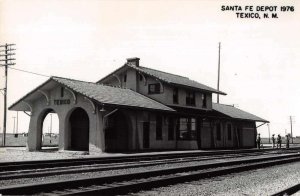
[168,117,174,140]
[202,93,207,108]
[156,115,163,140]
[173,88,178,104]
[227,124,232,140]
[149,83,160,94]
[186,91,196,106]
[178,117,196,140]
[216,123,221,141]
[190,118,197,140]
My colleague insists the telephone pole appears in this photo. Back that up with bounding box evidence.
[16,111,18,134]
[290,116,294,144]
[267,123,270,144]
[50,113,52,144]
[12,117,16,134]
[217,42,221,103]
[0,43,16,146]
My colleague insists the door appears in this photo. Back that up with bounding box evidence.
[143,122,150,149]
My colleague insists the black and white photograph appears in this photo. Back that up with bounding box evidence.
[0,0,299,195]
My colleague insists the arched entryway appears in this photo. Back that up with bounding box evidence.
[105,112,129,152]
[39,109,59,150]
[69,107,89,151]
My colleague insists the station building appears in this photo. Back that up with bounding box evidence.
[9,58,268,152]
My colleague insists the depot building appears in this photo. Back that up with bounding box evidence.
[9,58,268,153]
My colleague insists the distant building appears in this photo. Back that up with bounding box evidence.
[9,58,268,152]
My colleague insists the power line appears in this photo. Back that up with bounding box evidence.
[8,67,50,77]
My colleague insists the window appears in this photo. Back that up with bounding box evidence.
[173,88,178,104]
[227,124,232,140]
[190,118,197,140]
[168,117,174,140]
[156,115,162,140]
[216,123,221,140]
[202,93,207,108]
[149,83,160,94]
[178,117,196,140]
[139,74,143,81]
[179,118,188,140]
[123,74,127,82]
[186,91,195,106]
[60,87,64,97]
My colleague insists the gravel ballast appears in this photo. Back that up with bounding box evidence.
[132,161,300,196]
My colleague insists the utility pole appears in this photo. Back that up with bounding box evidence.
[12,117,16,134]
[267,123,270,144]
[290,116,294,144]
[0,43,16,146]
[217,42,221,103]
[16,111,18,134]
[50,113,52,144]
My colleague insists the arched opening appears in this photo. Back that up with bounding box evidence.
[69,107,89,151]
[105,111,129,152]
[41,109,59,150]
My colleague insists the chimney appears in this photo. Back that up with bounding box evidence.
[126,57,140,67]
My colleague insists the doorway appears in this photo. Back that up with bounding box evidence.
[69,108,89,151]
[143,122,150,149]
[40,109,59,150]
[105,112,129,152]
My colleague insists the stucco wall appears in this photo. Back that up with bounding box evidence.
[27,84,104,152]
[136,72,212,110]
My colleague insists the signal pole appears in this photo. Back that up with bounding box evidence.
[217,42,221,103]
[0,43,16,146]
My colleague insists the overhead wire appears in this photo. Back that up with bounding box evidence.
[8,67,50,77]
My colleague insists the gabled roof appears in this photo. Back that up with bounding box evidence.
[97,63,226,95]
[9,76,175,112]
[212,103,269,123]
[127,64,226,95]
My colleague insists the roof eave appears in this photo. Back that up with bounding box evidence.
[169,82,227,95]
[8,77,52,111]
[96,64,128,84]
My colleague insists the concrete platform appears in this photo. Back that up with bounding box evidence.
[0,144,300,163]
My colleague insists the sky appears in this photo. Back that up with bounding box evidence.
[0,0,299,138]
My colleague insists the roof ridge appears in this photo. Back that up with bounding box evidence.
[51,76,95,84]
[52,75,129,89]
[133,64,189,79]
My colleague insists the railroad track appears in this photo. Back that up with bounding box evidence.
[0,148,296,173]
[1,152,300,195]
[271,183,300,196]
[0,149,292,181]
